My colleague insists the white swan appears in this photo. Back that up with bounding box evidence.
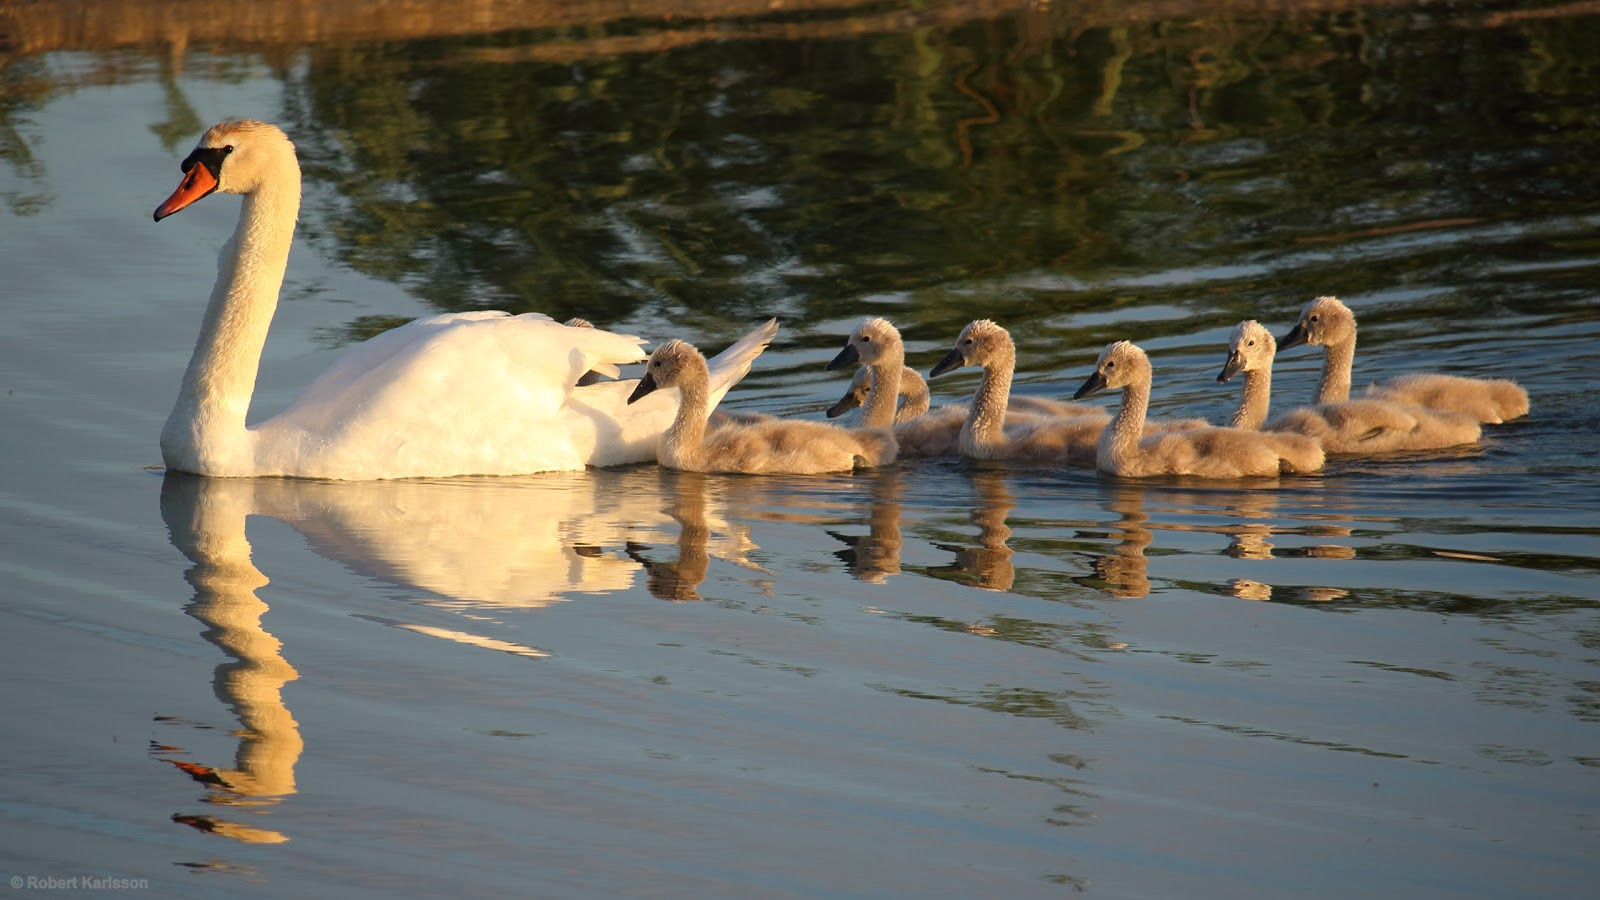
[1074,340,1325,477]
[1219,320,1481,453]
[1278,295,1529,423]
[628,339,897,474]
[151,119,775,479]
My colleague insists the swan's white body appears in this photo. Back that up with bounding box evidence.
[154,120,775,479]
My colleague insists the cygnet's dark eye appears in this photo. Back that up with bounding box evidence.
[1247,339,1255,346]
[1309,314,1320,322]
[1105,361,1116,369]
[963,338,974,345]
[222,145,234,154]
[861,335,872,342]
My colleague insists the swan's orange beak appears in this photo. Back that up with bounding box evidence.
[153,162,219,222]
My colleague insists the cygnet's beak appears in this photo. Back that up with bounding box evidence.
[928,347,966,379]
[1217,350,1245,384]
[626,370,658,405]
[1072,369,1108,400]
[1278,321,1310,351]
[825,343,860,371]
[824,389,863,418]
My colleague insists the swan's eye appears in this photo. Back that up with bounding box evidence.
[222,145,234,154]
[1247,340,1255,346]
[860,336,871,342]
[1105,361,1115,369]
[963,338,973,345]
[1309,315,1320,322]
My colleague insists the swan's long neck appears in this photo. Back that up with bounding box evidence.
[162,172,300,475]
[1099,374,1150,473]
[961,350,1013,458]
[898,369,930,422]
[1316,336,1355,405]
[859,352,904,429]
[1230,365,1272,430]
[660,364,711,469]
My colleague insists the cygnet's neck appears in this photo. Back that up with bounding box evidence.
[1099,372,1151,472]
[961,348,1014,458]
[661,363,712,468]
[1230,364,1272,430]
[1316,334,1355,405]
[162,174,301,474]
[898,368,931,421]
[858,348,905,429]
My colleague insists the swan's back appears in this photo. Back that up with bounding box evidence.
[1366,373,1529,424]
[256,315,776,477]
[1266,397,1480,454]
[1127,427,1325,478]
[690,419,896,474]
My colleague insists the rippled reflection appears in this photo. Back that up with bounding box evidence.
[234,469,687,610]
[158,475,301,844]
[827,468,904,584]
[1081,484,1154,599]
[928,469,1016,592]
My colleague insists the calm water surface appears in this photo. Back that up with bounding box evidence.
[2,1,1598,896]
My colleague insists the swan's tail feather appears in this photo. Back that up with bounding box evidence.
[704,318,781,409]
[1270,434,1326,474]
[853,427,899,467]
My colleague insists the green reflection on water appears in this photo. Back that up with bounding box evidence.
[258,4,1600,342]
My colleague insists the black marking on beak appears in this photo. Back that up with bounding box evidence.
[929,347,966,379]
[1072,369,1108,400]
[627,370,658,405]
[1278,322,1310,351]
[826,343,860,371]
[1217,351,1245,384]
[825,390,863,418]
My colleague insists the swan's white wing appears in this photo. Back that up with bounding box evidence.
[578,317,781,468]
[251,315,776,478]
[255,314,652,477]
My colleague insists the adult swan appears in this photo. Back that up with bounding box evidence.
[153,120,777,479]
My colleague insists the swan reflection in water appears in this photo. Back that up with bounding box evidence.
[1080,483,1155,599]
[159,474,302,844]
[1077,483,1355,603]
[827,468,905,584]
[928,469,1016,592]
[155,467,762,840]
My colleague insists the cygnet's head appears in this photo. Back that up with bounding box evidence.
[1073,340,1150,399]
[827,316,903,371]
[1217,320,1277,383]
[929,319,1013,378]
[627,339,705,404]
[154,119,297,221]
[1278,295,1355,351]
[825,366,875,418]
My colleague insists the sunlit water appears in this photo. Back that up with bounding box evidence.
[1,2,1597,896]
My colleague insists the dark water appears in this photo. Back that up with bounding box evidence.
[2,2,1598,896]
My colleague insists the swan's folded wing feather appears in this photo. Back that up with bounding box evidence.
[254,315,771,476]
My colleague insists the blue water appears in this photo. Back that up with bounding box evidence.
[1,3,1598,897]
